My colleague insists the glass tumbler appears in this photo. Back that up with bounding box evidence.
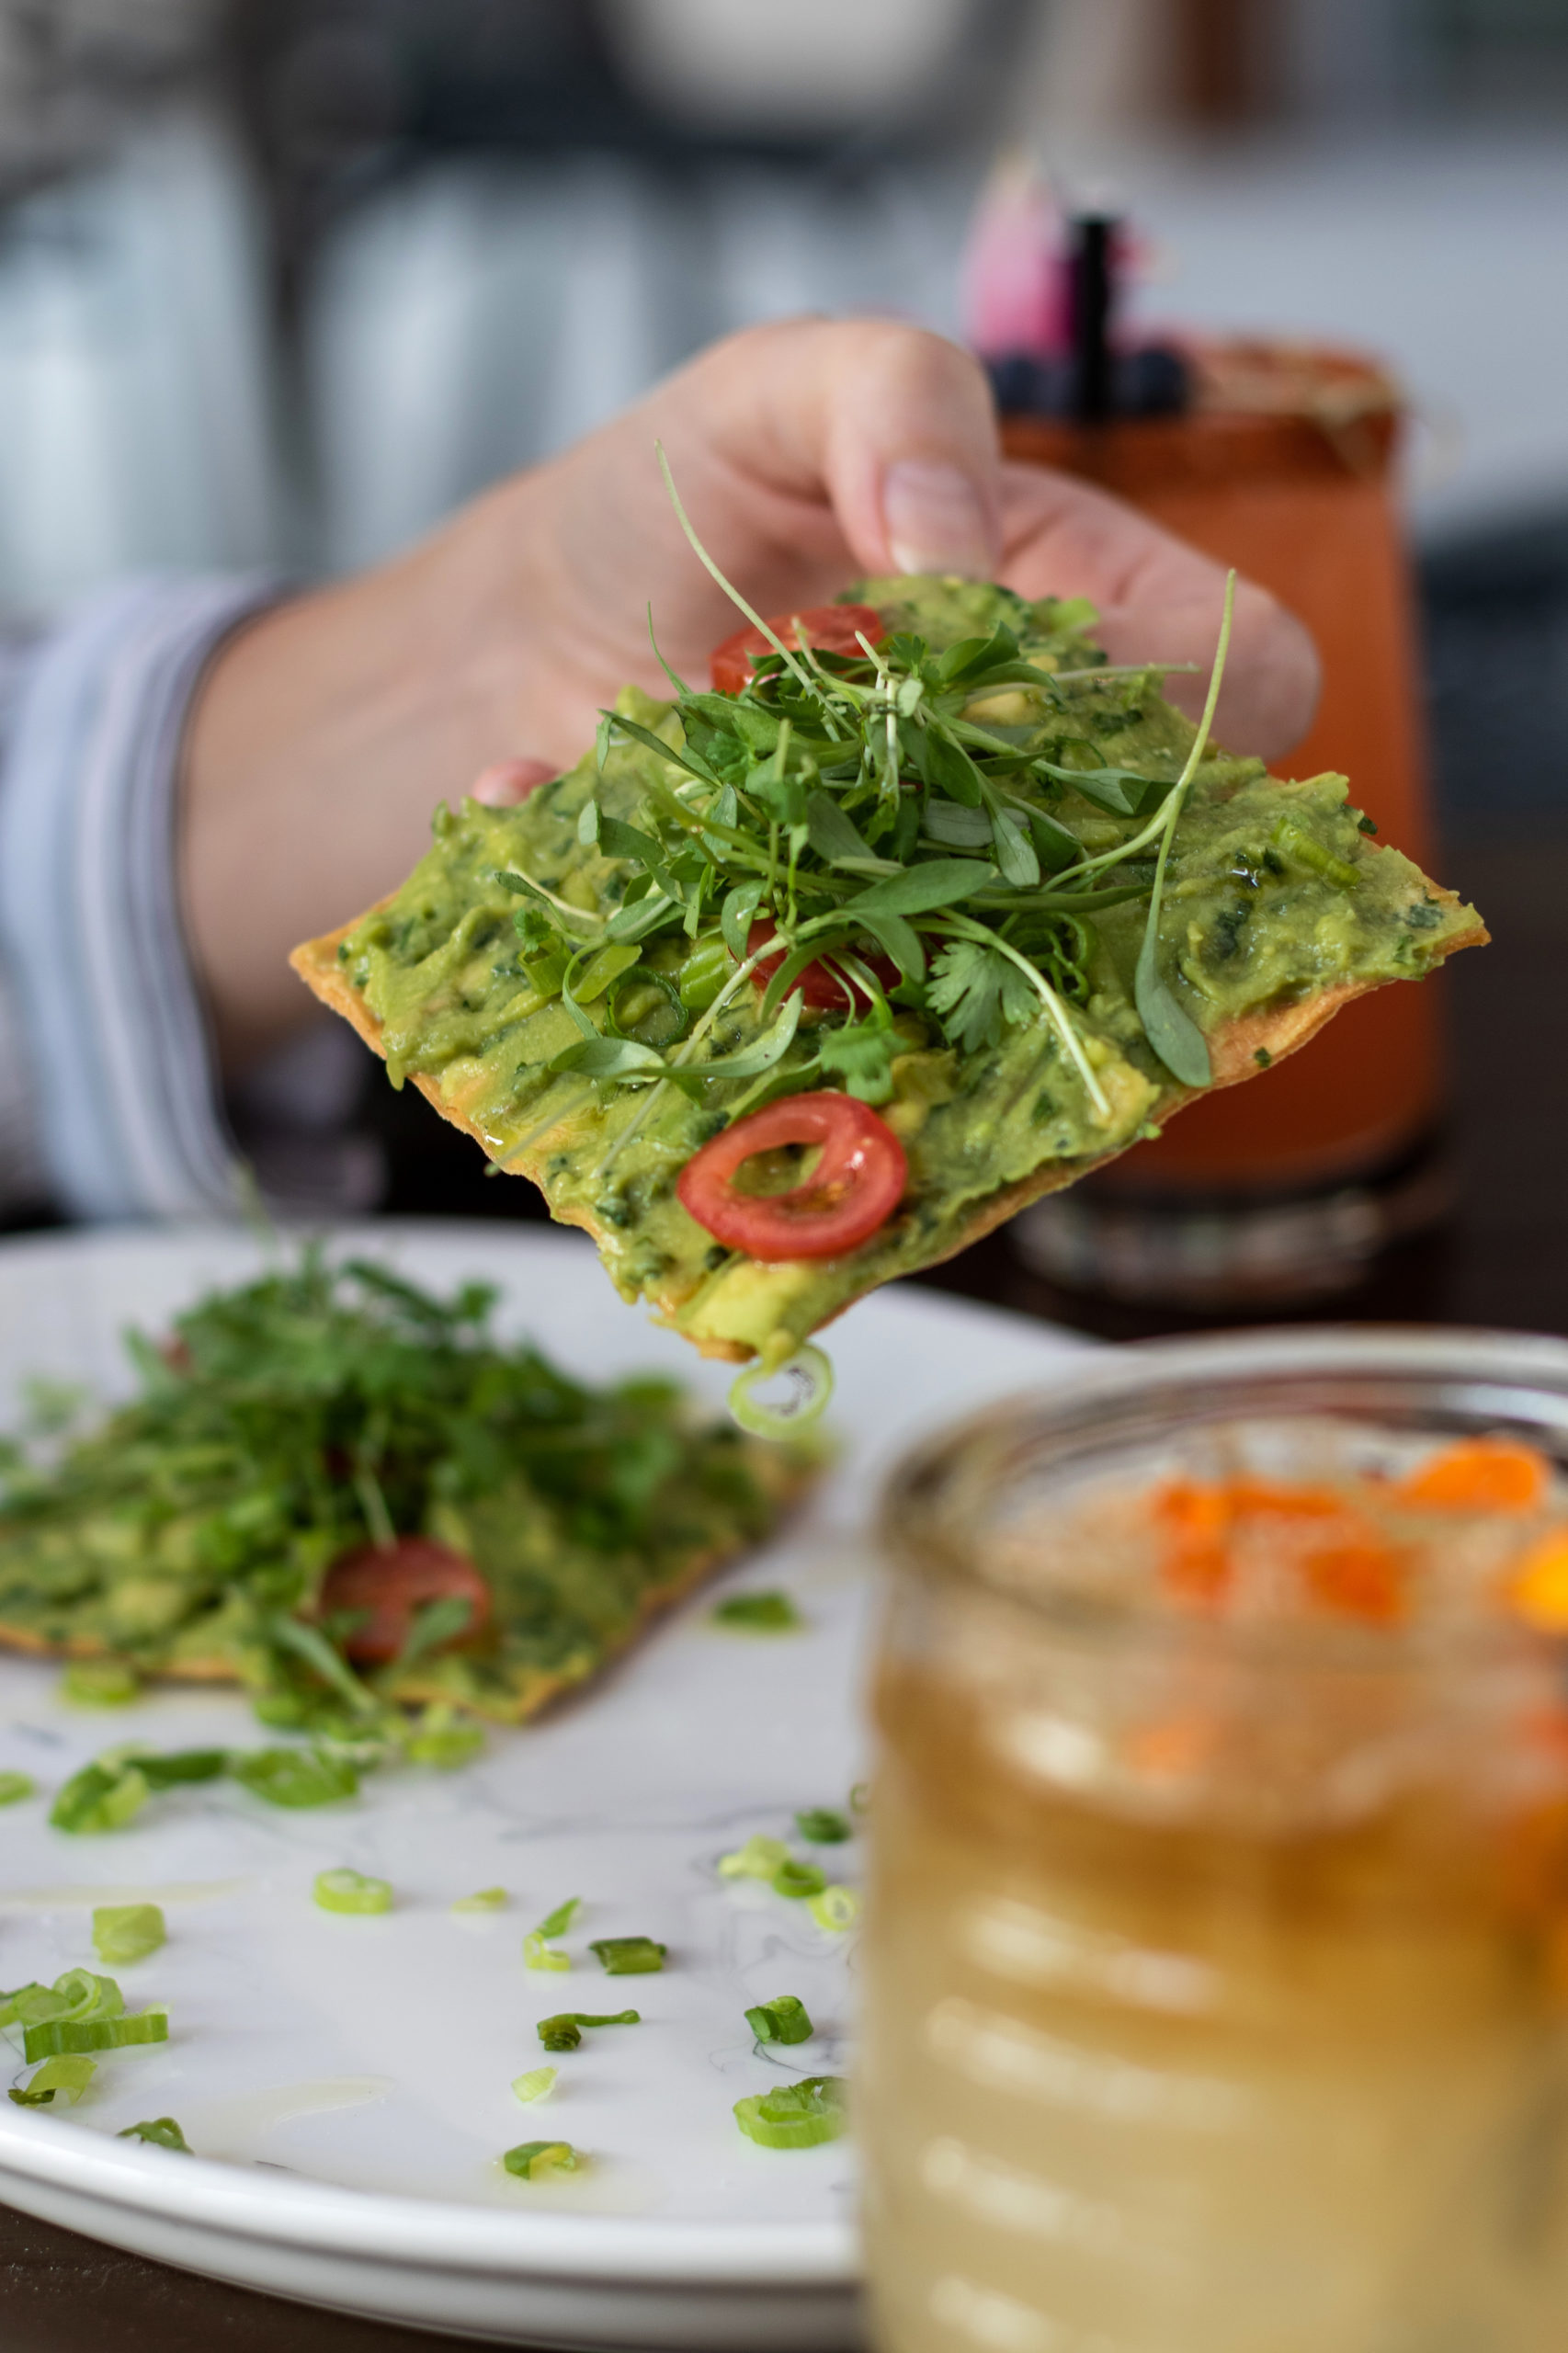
[861,1330,1568,2353]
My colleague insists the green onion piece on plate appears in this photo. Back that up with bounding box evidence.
[2,1968,122,2031]
[7,2055,96,2108]
[452,1887,508,1914]
[511,2066,557,2105]
[0,1770,35,1807]
[133,1748,230,1790]
[523,1931,570,1972]
[587,1937,666,1976]
[733,2075,848,2151]
[807,1884,861,1934]
[710,1593,801,1633]
[744,1995,813,2046]
[233,1747,358,1809]
[503,2139,580,2180]
[406,1711,485,1770]
[24,2009,167,2064]
[771,1859,827,1901]
[117,2117,189,2153]
[313,1868,392,1915]
[49,1759,150,1836]
[92,1904,166,1966]
[535,1897,581,1939]
[793,1808,850,1845]
[717,1834,790,1881]
[60,1660,140,1708]
[537,2010,640,2052]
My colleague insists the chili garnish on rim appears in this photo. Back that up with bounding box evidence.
[676,1092,907,1262]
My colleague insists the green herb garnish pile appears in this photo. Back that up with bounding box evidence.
[0,1252,809,1729]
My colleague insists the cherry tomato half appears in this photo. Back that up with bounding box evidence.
[710,604,885,695]
[746,919,901,1013]
[320,1536,491,1665]
[676,1092,907,1262]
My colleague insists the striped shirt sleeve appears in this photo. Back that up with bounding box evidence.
[0,574,283,1222]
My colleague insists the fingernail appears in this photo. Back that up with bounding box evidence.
[881,460,997,578]
[471,757,554,807]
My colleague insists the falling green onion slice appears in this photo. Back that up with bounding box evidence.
[7,2055,96,2108]
[313,1868,392,1915]
[794,1808,850,1845]
[744,1995,813,2046]
[233,1747,358,1809]
[537,2010,640,2052]
[771,1859,827,1900]
[807,1884,861,1934]
[710,1592,802,1633]
[511,2066,557,2105]
[587,1937,666,1976]
[727,1346,834,1439]
[452,1887,508,1914]
[504,2139,580,2180]
[24,2009,167,2064]
[0,1770,35,1806]
[61,1660,140,1708]
[848,1781,869,1815]
[718,1834,790,1881]
[733,2075,848,2151]
[118,2116,189,2152]
[92,1904,165,1966]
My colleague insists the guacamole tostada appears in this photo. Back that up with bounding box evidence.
[294,569,1483,1404]
[0,1255,811,1728]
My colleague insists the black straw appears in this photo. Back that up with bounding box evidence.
[1070,214,1115,424]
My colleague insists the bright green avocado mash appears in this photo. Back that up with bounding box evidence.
[322,576,1481,1370]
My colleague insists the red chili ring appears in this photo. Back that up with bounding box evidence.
[676,1091,907,1263]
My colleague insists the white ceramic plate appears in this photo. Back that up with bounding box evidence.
[0,1222,1085,2347]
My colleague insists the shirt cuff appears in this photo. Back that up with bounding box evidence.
[0,574,284,1222]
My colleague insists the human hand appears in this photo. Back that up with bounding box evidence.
[186,317,1318,1064]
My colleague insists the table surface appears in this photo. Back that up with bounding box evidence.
[0,834,1551,2353]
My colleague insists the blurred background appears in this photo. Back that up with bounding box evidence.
[1,0,1564,1310]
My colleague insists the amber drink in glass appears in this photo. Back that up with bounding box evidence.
[862,1332,1568,2353]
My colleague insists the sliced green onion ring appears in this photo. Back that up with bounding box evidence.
[313,1868,392,1915]
[606,966,689,1048]
[771,1859,827,1900]
[0,1770,35,1806]
[24,2009,167,2064]
[728,1346,834,1439]
[452,1887,507,1915]
[807,1884,861,1933]
[8,2055,97,2108]
[118,2116,189,2152]
[587,1937,666,1976]
[504,2138,580,2180]
[744,1994,813,2045]
[793,1809,850,1845]
[733,2075,847,2150]
[523,1930,571,1972]
[717,1834,790,1881]
[711,1592,801,1633]
[511,2066,557,2104]
[92,1904,166,1965]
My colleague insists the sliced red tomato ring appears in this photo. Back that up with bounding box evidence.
[746,919,901,1013]
[711,604,885,695]
[319,1536,491,1665]
[676,1091,907,1262]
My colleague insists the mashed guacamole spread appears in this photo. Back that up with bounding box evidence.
[308,576,1482,1370]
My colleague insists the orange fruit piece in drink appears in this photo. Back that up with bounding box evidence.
[1150,1480,1233,1605]
[1301,1536,1406,1624]
[1508,1529,1568,1631]
[1398,1437,1551,1514]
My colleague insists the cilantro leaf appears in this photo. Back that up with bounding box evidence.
[926,939,1040,1056]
